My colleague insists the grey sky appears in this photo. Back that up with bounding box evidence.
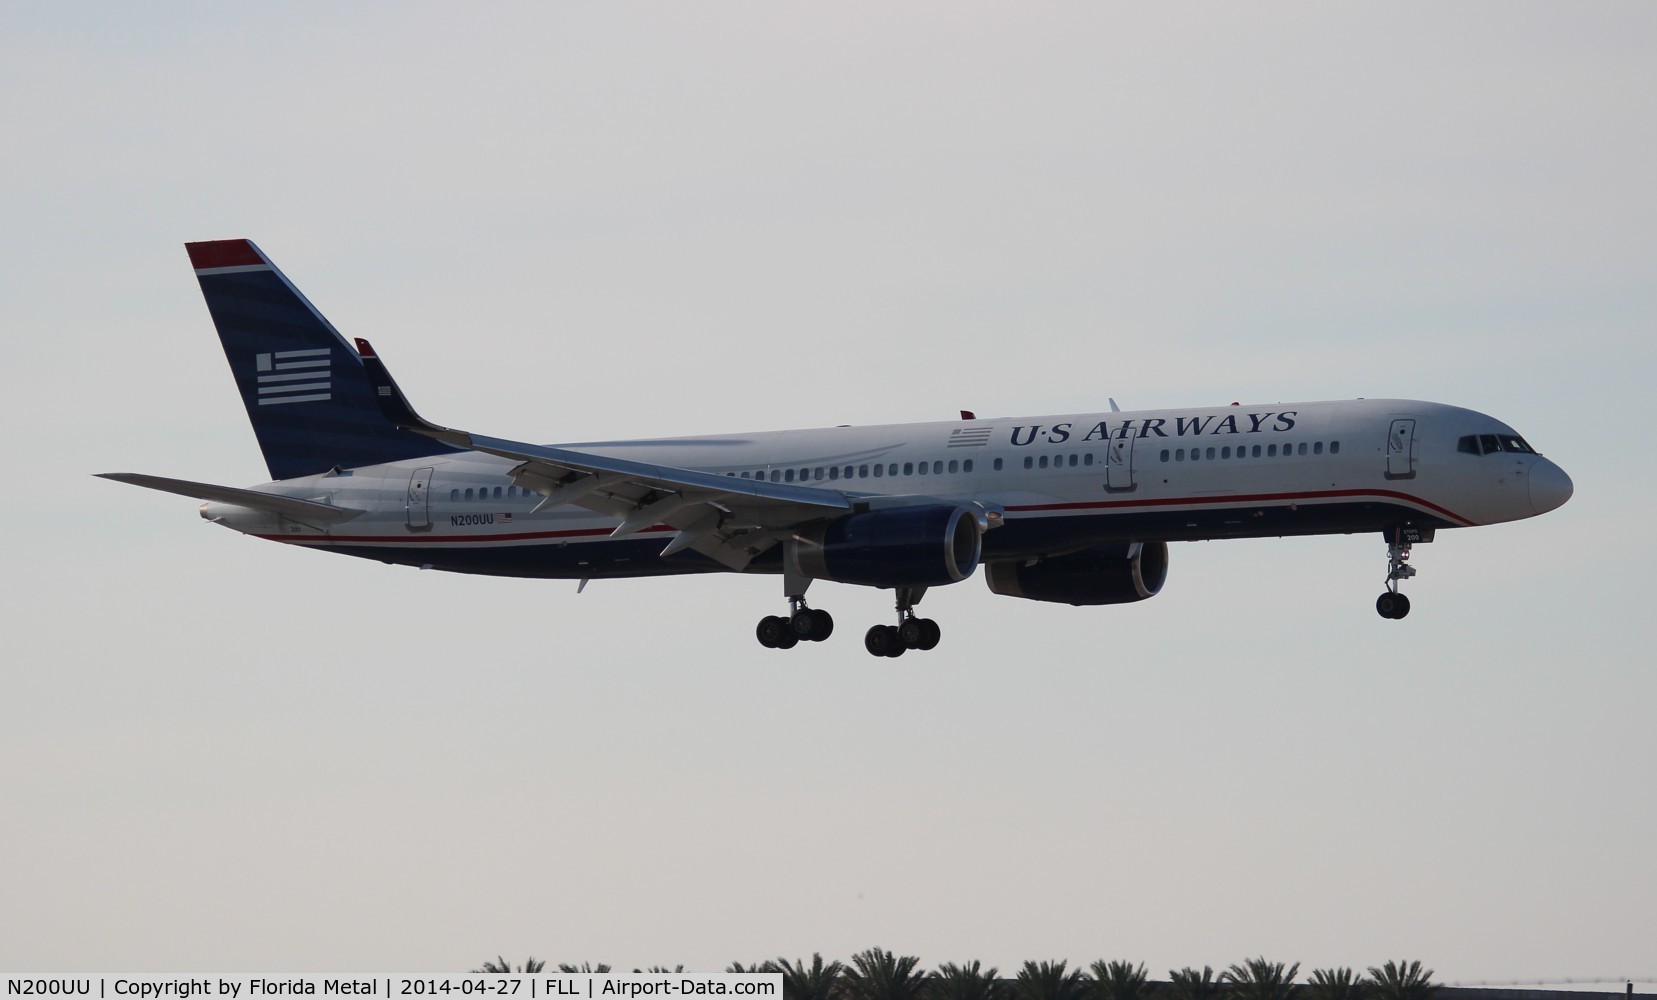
[2,1,1653,982]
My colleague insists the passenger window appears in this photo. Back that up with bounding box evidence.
[770,470,781,482]
[1038,455,1049,469]
[493,486,503,499]
[1067,455,1077,468]
[828,466,839,480]
[1297,443,1307,456]
[963,459,973,473]
[858,465,869,478]
[1267,444,1277,457]
[1024,456,1033,470]
[1084,453,1093,466]
[949,460,959,473]
[450,489,460,501]
[784,469,795,482]
[1175,449,1185,461]
[1206,447,1216,460]
[1160,449,1170,462]
[464,488,474,500]
[1221,447,1231,459]
[889,464,898,476]
[872,465,883,478]
[1330,442,1340,454]
[1313,442,1323,455]
[1252,445,1262,458]
[994,458,1003,471]
[933,461,943,474]
[903,462,913,476]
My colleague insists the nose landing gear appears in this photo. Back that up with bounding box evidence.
[1376,530,1419,619]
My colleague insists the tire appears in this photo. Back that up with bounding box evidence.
[898,618,925,648]
[1392,593,1411,619]
[865,624,907,657]
[794,608,835,641]
[916,618,942,650]
[1376,593,1402,619]
[756,615,788,647]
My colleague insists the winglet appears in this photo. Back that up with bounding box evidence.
[353,338,472,448]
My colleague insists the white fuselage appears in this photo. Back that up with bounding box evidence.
[203,397,1571,582]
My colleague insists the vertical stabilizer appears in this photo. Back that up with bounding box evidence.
[186,239,458,480]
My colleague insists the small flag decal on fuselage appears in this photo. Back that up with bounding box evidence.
[947,426,993,447]
[255,349,331,405]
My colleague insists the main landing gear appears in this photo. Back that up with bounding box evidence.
[1376,530,1418,620]
[756,597,835,649]
[863,586,941,658]
[753,583,945,656]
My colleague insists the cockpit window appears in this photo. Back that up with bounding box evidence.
[1459,433,1538,456]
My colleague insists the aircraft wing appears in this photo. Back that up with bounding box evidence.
[96,473,367,524]
[354,339,853,570]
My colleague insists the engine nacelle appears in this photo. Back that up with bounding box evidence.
[984,541,1169,606]
[791,504,982,588]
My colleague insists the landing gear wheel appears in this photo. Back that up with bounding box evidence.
[793,608,834,642]
[756,615,790,648]
[898,617,925,648]
[865,624,905,657]
[1376,592,1411,620]
[774,630,799,649]
[916,618,942,650]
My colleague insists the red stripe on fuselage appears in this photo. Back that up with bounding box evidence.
[1004,487,1474,526]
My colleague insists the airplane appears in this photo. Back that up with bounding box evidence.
[100,239,1575,656]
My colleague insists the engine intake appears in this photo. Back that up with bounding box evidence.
[791,504,982,588]
[984,541,1169,606]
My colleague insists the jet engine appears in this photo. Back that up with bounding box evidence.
[790,504,982,588]
[984,541,1169,606]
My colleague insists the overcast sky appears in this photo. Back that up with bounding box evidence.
[3,1,1654,985]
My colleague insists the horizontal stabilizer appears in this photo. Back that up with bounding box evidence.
[96,473,366,523]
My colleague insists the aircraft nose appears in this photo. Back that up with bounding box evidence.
[1529,458,1574,514]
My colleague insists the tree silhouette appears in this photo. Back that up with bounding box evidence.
[1220,958,1300,1000]
[776,954,846,1000]
[841,948,930,1000]
[1306,969,1364,1000]
[472,958,546,974]
[559,964,613,974]
[1090,962,1147,1000]
[1364,961,1436,1000]
[934,961,1004,1000]
[1167,967,1218,1000]
[1014,961,1088,1000]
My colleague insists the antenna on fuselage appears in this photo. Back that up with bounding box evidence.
[1108,398,1121,413]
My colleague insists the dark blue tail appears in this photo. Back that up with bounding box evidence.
[187,239,459,481]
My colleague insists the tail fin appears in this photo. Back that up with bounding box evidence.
[186,239,458,480]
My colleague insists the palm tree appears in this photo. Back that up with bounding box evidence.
[1166,967,1218,1000]
[1364,962,1436,1000]
[729,963,781,975]
[473,958,546,973]
[1014,961,1088,1000]
[560,964,613,974]
[1220,958,1300,1000]
[776,954,845,1000]
[841,948,930,1000]
[934,961,1004,1000]
[1306,969,1364,1000]
[1090,962,1147,1000]
[635,967,686,974]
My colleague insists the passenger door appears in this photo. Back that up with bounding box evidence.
[406,467,434,529]
[1106,435,1137,492]
[1385,419,1416,480]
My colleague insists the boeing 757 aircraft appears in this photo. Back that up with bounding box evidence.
[101,240,1574,656]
